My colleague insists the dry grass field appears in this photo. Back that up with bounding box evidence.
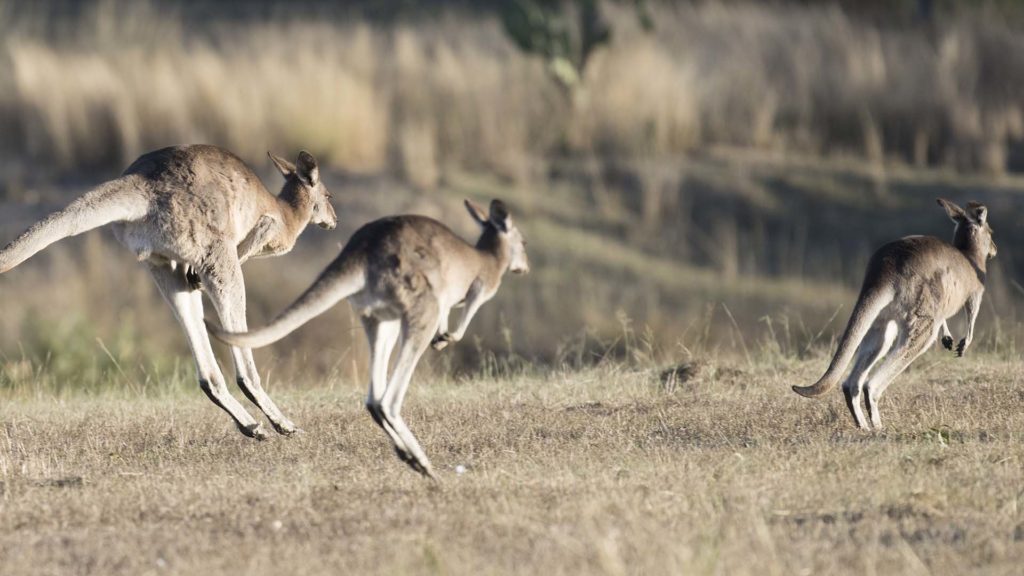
[1,355,1022,576]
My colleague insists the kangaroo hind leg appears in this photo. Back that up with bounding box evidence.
[201,253,297,435]
[148,263,266,439]
[864,319,939,429]
[843,320,898,429]
[843,322,884,429]
[378,305,439,478]
[362,316,406,447]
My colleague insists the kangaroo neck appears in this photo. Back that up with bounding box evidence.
[951,227,988,282]
[961,247,987,281]
[473,228,509,287]
[274,184,313,244]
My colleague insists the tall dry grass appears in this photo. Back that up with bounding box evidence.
[3,1,1024,189]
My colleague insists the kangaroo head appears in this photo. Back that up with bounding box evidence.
[269,150,337,230]
[938,198,996,260]
[465,198,530,275]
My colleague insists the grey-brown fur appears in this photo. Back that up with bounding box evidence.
[0,145,336,439]
[792,198,996,429]
[208,199,529,477]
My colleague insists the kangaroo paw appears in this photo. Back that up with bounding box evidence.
[941,335,954,351]
[431,333,452,351]
[956,339,967,357]
[185,266,203,291]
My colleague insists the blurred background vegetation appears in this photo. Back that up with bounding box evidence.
[3,0,1024,392]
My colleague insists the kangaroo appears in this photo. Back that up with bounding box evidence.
[208,199,529,477]
[792,198,996,429]
[0,145,337,439]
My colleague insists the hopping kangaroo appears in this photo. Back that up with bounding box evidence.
[209,199,529,477]
[792,198,996,429]
[0,145,336,439]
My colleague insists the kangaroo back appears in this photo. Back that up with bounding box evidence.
[208,254,366,349]
[793,284,895,398]
[0,176,149,273]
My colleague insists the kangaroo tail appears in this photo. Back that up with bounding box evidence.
[0,175,149,273]
[792,285,895,398]
[207,255,365,349]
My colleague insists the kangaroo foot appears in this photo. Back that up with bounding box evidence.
[271,419,301,436]
[238,422,269,440]
[394,446,436,479]
[941,335,954,351]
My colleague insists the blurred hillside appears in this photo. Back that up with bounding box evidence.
[2,0,1024,388]
[7,1,1024,185]
[4,150,1024,392]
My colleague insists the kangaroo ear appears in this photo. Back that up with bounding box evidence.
[297,151,319,187]
[489,199,510,232]
[464,199,488,228]
[966,201,988,224]
[268,151,295,177]
[937,198,968,223]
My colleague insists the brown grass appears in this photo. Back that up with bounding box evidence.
[1,356,1022,575]
[4,2,1024,186]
